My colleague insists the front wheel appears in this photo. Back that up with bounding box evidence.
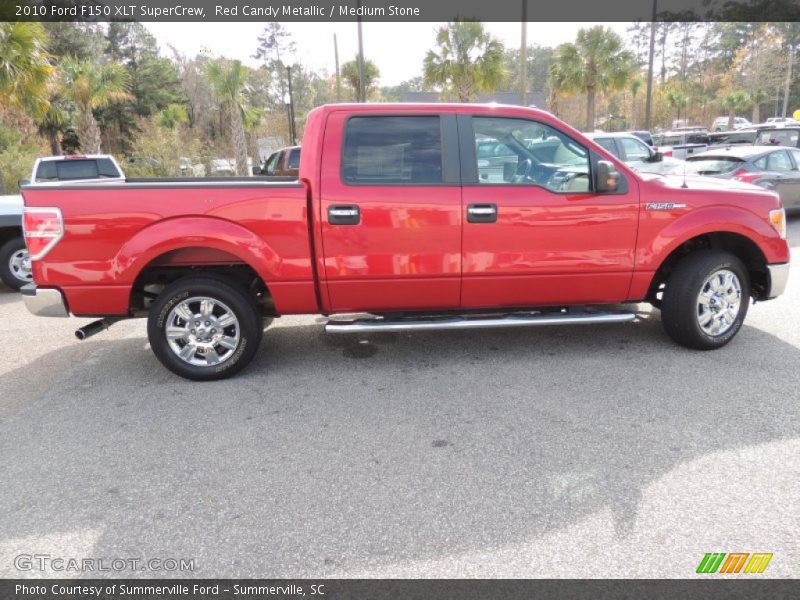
[0,236,33,290]
[147,276,262,380]
[660,250,750,350]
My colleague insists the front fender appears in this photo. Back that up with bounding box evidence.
[115,216,283,284]
[637,205,789,272]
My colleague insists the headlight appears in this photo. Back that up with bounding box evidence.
[769,208,786,240]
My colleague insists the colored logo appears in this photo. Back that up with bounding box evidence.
[696,552,773,574]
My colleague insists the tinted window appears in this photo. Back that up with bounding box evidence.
[97,158,121,177]
[766,151,793,171]
[288,148,300,169]
[35,158,120,181]
[472,117,590,193]
[264,152,280,174]
[342,116,442,184]
[620,137,650,161]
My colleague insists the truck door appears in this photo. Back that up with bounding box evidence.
[458,114,639,309]
[319,111,462,312]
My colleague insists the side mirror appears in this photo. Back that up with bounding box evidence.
[649,151,664,163]
[595,160,620,193]
[251,166,262,176]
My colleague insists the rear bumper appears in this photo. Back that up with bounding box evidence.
[766,263,790,299]
[20,283,69,317]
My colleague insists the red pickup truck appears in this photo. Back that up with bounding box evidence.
[20,104,790,380]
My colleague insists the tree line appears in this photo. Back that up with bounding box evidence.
[1,21,799,192]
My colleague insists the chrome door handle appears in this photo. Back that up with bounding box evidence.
[467,204,497,223]
[328,205,360,225]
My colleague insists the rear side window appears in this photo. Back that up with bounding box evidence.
[686,157,743,175]
[342,116,442,184]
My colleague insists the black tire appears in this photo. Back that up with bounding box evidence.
[660,250,750,350]
[147,275,262,381]
[0,236,32,290]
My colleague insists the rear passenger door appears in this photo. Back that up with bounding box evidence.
[319,112,462,312]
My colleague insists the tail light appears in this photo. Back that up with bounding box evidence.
[23,207,63,260]
[732,168,762,184]
[662,150,673,157]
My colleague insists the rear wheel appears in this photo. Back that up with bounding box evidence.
[147,276,262,380]
[0,236,32,290]
[661,250,750,350]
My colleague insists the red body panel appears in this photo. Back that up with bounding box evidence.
[22,103,789,318]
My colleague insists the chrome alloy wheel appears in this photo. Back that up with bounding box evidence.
[9,248,32,284]
[697,269,742,336]
[165,296,241,367]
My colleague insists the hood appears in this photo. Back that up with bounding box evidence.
[637,173,774,195]
[0,194,23,215]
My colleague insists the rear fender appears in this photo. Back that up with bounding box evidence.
[115,216,281,285]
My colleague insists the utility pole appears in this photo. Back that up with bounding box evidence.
[286,65,296,145]
[334,33,341,102]
[357,1,366,102]
[520,0,527,106]
[644,0,658,130]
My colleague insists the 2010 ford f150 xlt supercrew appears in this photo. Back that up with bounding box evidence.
[20,104,790,380]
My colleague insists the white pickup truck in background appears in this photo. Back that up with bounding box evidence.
[1,155,125,289]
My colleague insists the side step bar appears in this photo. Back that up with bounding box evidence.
[325,311,636,334]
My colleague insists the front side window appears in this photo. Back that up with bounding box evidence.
[472,117,590,193]
[288,149,301,169]
[342,116,442,184]
[756,129,800,146]
[620,137,651,162]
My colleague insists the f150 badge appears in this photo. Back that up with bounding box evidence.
[646,202,688,210]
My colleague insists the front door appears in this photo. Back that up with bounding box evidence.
[319,111,462,312]
[459,115,640,309]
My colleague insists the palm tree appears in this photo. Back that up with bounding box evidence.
[340,58,379,101]
[423,21,506,102]
[157,103,189,130]
[719,91,751,130]
[749,89,770,124]
[549,26,634,131]
[666,89,688,125]
[0,22,53,118]
[205,58,250,176]
[59,57,132,153]
[0,22,53,191]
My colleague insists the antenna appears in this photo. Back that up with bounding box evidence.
[681,154,689,188]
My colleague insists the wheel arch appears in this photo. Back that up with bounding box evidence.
[647,230,770,302]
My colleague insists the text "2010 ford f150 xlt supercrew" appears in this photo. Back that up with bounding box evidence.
[20,104,790,380]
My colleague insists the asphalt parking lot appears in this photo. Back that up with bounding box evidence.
[1,219,799,579]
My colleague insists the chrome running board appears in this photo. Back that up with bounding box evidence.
[325,311,636,334]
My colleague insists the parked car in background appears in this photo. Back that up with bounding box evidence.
[585,132,685,176]
[0,194,29,289]
[179,157,206,177]
[25,155,124,185]
[257,146,301,177]
[686,145,800,212]
[712,116,752,132]
[652,130,710,159]
[211,158,255,176]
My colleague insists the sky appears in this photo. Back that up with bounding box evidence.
[145,22,630,87]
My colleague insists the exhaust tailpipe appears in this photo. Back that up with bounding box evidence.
[75,318,124,341]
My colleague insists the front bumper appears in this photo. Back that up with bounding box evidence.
[766,263,790,299]
[20,283,69,317]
